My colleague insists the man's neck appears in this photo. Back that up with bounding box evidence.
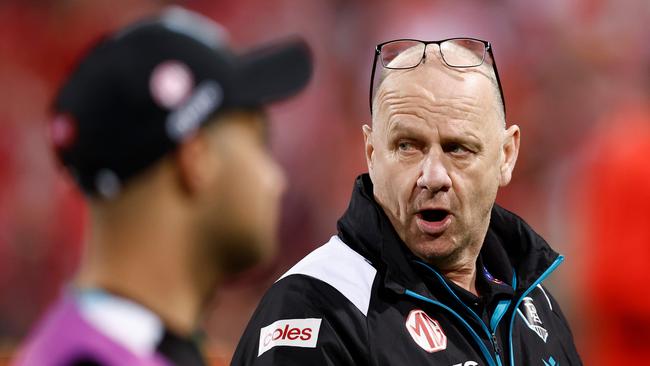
[427,243,483,296]
[440,264,479,296]
[76,264,201,336]
[76,203,213,336]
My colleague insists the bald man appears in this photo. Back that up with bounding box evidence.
[232,38,581,366]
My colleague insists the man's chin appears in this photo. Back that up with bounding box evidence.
[407,235,460,266]
[219,237,275,276]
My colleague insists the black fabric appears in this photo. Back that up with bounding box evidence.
[67,358,104,366]
[156,329,207,366]
[232,174,582,366]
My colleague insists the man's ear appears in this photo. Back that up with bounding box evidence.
[499,124,520,187]
[362,124,374,171]
[176,131,221,196]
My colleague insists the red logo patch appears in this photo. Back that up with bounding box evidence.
[258,318,321,356]
[405,309,447,353]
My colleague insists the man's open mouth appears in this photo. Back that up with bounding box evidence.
[417,209,450,223]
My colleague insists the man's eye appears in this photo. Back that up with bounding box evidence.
[444,143,470,155]
[398,141,413,151]
[451,145,466,153]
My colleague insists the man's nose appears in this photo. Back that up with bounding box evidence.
[416,151,452,193]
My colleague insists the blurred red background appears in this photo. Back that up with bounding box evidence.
[1,0,649,364]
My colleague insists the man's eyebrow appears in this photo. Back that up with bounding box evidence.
[440,129,485,151]
[386,116,486,144]
[441,132,482,145]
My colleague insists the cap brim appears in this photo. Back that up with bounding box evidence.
[231,38,313,106]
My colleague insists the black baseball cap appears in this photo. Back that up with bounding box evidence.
[51,7,312,198]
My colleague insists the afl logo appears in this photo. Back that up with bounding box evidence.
[405,309,447,353]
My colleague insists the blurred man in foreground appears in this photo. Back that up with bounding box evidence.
[233,39,581,365]
[14,7,311,366]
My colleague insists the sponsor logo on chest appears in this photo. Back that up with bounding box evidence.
[405,309,448,353]
[258,318,321,356]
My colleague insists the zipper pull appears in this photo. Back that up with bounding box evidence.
[492,333,500,355]
[492,333,504,366]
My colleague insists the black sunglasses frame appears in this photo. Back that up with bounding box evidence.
[369,38,506,117]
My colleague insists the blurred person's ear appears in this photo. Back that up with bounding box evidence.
[498,124,520,187]
[176,128,222,197]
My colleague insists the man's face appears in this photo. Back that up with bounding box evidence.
[197,110,286,276]
[365,45,519,267]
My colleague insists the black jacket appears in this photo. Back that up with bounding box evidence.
[232,174,582,366]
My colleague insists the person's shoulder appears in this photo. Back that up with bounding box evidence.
[265,235,378,316]
[13,296,103,366]
[14,295,169,366]
[232,236,375,365]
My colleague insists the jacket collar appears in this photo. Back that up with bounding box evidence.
[336,174,560,297]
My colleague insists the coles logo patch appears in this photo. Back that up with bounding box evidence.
[405,309,447,353]
[258,318,321,357]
